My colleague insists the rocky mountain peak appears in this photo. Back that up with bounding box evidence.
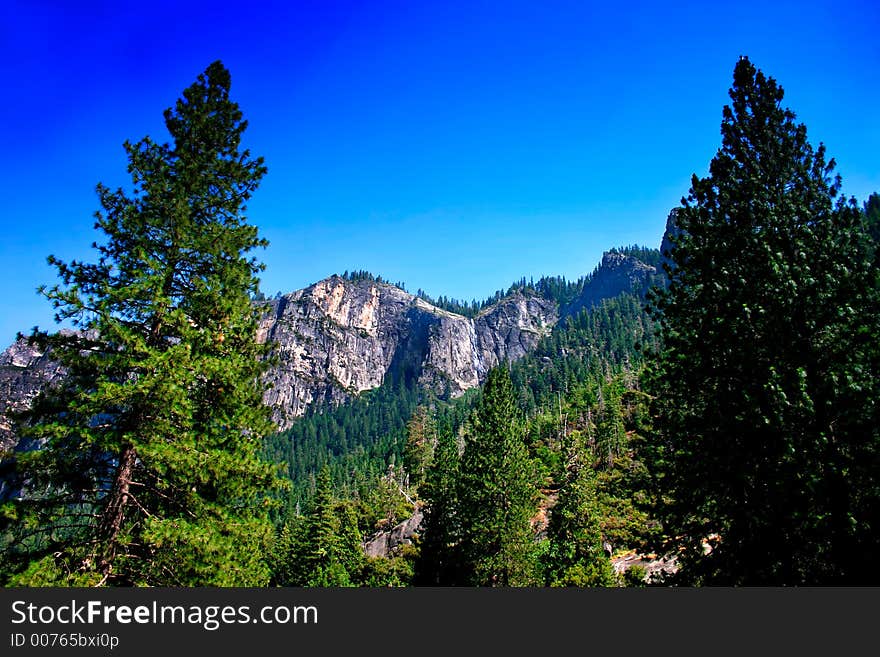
[563,250,657,318]
[259,275,558,429]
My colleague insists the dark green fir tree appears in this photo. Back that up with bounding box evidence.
[0,61,285,586]
[402,406,436,491]
[863,192,880,262]
[543,429,615,586]
[457,367,538,586]
[647,57,879,584]
[272,467,364,586]
[414,428,461,585]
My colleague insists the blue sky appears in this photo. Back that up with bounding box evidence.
[1,0,878,344]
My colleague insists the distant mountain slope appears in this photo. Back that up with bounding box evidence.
[562,250,660,319]
[0,246,660,450]
[270,247,663,508]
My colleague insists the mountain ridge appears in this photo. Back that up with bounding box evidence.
[0,246,661,451]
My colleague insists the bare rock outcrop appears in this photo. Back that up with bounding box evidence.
[259,276,557,430]
[364,507,424,558]
[0,337,65,452]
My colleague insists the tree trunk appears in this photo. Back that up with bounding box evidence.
[91,442,137,579]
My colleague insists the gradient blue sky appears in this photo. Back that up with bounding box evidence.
[1,0,878,344]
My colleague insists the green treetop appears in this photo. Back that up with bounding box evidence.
[272,467,364,587]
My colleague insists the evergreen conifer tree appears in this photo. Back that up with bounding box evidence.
[274,467,364,586]
[0,61,284,586]
[414,428,461,585]
[544,429,615,586]
[457,367,538,586]
[647,57,879,584]
[403,406,435,490]
[863,192,880,261]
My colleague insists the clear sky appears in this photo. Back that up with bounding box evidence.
[1,0,877,345]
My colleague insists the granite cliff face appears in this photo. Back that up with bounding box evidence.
[257,275,557,429]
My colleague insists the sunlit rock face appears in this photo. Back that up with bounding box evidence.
[258,276,557,430]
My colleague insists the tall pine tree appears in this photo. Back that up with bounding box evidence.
[272,467,364,587]
[0,61,285,586]
[543,429,615,586]
[647,57,879,584]
[403,406,435,491]
[414,428,461,585]
[863,192,880,262]
[457,367,538,586]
